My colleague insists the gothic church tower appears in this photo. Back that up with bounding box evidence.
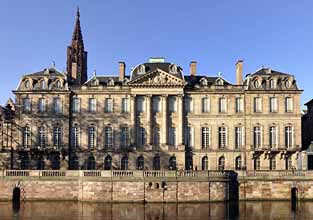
[66,8,87,85]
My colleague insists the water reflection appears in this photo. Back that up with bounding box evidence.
[0,201,312,220]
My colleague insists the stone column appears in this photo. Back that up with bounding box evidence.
[146,95,151,146]
[162,95,168,147]
[177,95,184,149]
[130,95,136,148]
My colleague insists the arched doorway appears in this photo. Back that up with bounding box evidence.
[153,155,160,170]
[87,156,96,170]
[104,155,112,170]
[169,156,176,170]
[37,156,45,170]
[51,154,60,170]
[137,156,144,170]
[12,187,21,202]
[121,156,128,170]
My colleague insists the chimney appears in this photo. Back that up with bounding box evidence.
[190,61,197,76]
[119,62,125,81]
[235,60,243,85]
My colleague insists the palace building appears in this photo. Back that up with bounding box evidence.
[0,9,304,171]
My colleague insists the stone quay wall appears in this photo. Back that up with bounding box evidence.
[0,170,228,202]
[2,170,313,202]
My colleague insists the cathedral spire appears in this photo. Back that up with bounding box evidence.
[66,7,88,85]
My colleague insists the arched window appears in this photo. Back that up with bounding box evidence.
[169,156,176,170]
[71,155,79,170]
[37,156,45,170]
[121,156,128,170]
[40,80,46,90]
[254,156,260,170]
[285,80,291,88]
[270,156,276,170]
[137,156,144,170]
[51,154,60,170]
[87,156,96,170]
[55,80,61,89]
[186,153,193,170]
[24,80,30,89]
[235,156,242,170]
[286,156,292,170]
[104,155,112,170]
[254,80,261,88]
[153,155,160,170]
[20,153,30,170]
[202,156,208,170]
[218,156,225,171]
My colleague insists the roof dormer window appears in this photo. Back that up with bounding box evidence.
[200,78,208,86]
[254,80,261,88]
[216,78,224,86]
[169,64,178,74]
[24,80,30,89]
[269,79,276,89]
[55,80,61,89]
[285,80,292,88]
[139,64,145,74]
[107,78,114,86]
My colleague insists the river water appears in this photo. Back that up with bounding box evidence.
[1,201,312,220]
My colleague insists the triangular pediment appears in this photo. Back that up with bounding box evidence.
[129,69,185,87]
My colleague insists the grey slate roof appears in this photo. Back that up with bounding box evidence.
[24,67,65,77]
[251,68,291,77]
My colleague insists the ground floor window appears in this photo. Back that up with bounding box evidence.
[202,156,208,170]
[87,156,96,170]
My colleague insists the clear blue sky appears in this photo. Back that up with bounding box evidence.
[0,0,312,108]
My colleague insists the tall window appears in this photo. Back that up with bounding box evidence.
[153,155,160,170]
[270,97,278,113]
[201,127,210,149]
[185,126,194,148]
[137,156,144,170]
[235,156,242,170]
[269,126,278,149]
[218,127,227,149]
[87,156,96,170]
[121,156,128,170]
[254,97,262,113]
[105,98,113,113]
[53,127,62,148]
[235,127,243,149]
[270,156,276,170]
[253,126,262,149]
[40,80,46,90]
[169,156,176,170]
[53,98,61,114]
[38,127,46,148]
[38,98,46,113]
[285,126,293,149]
[22,126,31,148]
[202,97,210,113]
[269,79,276,89]
[120,127,129,148]
[72,98,80,113]
[23,98,31,113]
[236,98,243,113]
[254,157,260,170]
[104,126,113,149]
[202,156,208,170]
[139,127,146,147]
[285,97,293,112]
[218,156,225,170]
[71,126,79,149]
[89,98,97,113]
[219,98,227,113]
[184,97,193,113]
[168,127,176,147]
[88,126,96,149]
[104,155,112,170]
[152,96,161,113]
[121,98,129,113]
[286,157,292,170]
[153,127,160,147]
[168,96,177,113]
[136,97,145,113]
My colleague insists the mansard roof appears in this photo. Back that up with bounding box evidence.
[184,75,231,86]
[24,67,65,78]
[250,67,292,77]
[84,76,129,86]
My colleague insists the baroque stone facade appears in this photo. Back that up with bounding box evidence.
[0,9,304,171]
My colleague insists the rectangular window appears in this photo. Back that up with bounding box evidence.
[88,127,96,149]
[184,97,193,113]
[168,96,177,113]
[153,127,160,146]
[235,127,243,149]
[202,97,210,113]
[286,97,293,112]
[269,126,278,149]
[270,157,276,170]
[219,98,227,113]
[22,127,31,148]
[168,127,176,146]
[71,126,79,149]
[218,127,227,148]
[270,97,278,113]
[38,98,46,113]
[202,127,210,149]
[104,126,113,149]
[23,98,31,113]
[105,98,113,113]
[54,98,62,114]
[72,98,80,113]
[89,98,97,113]
[235,98,243,113]
[136,97,145,113]
[285,126,293,149]
[254,97,262,113]
[53,127,62,148]
[120,127,129,148]
[185,126,194,148]
[139,126,146,147]
[254,126,262,149]
[121,98,129,113]
[152,96,161,113]
[38,127,46,148]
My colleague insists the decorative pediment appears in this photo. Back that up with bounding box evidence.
[129,69,185,87]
